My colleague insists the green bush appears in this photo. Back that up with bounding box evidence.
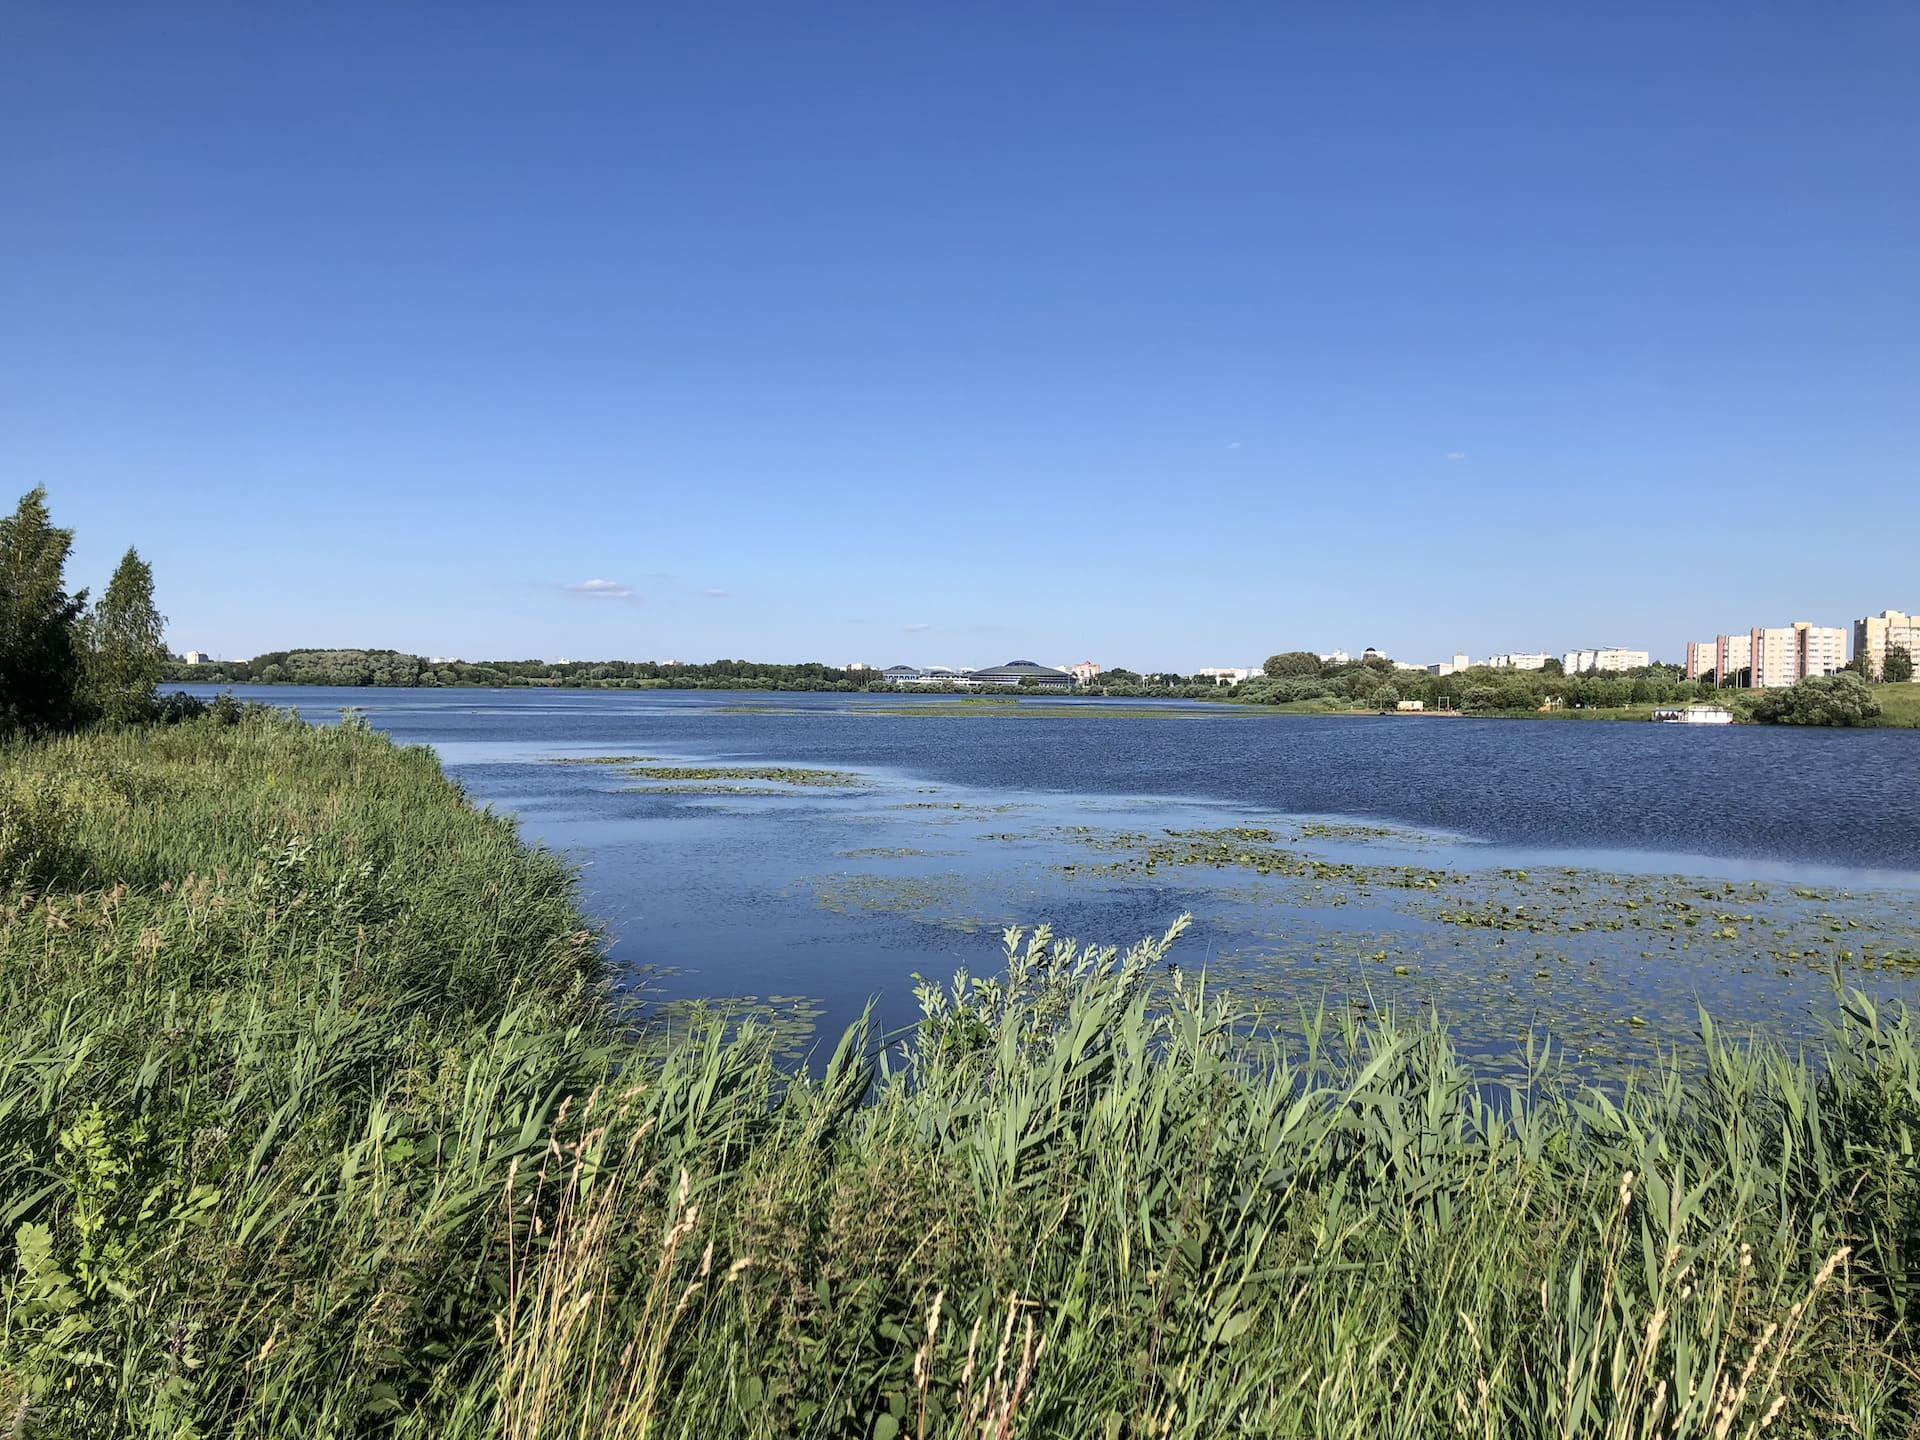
[1751,672,1885,727]
[0,771,79,893]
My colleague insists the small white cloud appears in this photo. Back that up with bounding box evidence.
[702,588,729,598]
[1226,441,1242,450]
[559,578,636,600]
[903,622,930,633]
[1446,452,1467,462]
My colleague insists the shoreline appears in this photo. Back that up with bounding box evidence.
[167,678,1920,727]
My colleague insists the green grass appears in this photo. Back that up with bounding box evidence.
[4,713,1919,1437]
[1870,683,1920,727]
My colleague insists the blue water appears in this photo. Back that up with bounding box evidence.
[190,685,1920,1067]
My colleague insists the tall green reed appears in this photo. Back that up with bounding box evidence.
[1,714,1915,1437]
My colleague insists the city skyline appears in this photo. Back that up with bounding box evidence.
[168,599,1916,685]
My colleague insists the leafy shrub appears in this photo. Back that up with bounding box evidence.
[0,772,78,893]
[1751,672,1884,726]
[150,690,209,724]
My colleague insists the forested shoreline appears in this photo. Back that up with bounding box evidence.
[161,644,1911,725]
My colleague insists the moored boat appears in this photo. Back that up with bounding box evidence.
[1652,704,1734,725]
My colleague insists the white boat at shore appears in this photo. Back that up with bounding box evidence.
[1652,704,1735,725]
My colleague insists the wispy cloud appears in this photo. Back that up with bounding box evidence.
[702,587,729,598]
[903,622,930,633]
[558,578,636,601]
[1226,441,1242,450]
[1446,452,1467,462]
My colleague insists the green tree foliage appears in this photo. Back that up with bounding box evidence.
[162,652,1253,700]
[1262,650,1323,678]
[164,650,901,691]
[1234,675,1334,706]
[1886,645,1914,685]
[82,549,166,724]
[1234,656,1718,715]
[0,488,89,737]
[1750,672,1884,727]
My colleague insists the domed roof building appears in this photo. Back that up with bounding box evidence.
[966,660,1072,688]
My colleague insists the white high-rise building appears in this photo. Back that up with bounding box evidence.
[1715,634,1753,687]
[1562,648,1650,674]
[1487,652,1550,671]
[1749,623,1847,688]
[1853,611,1918,681]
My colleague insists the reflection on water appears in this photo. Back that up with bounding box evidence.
[196,686,1920,1070]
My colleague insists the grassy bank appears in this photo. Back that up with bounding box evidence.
[1872,682,1920,727]
[4,713,1920,1437]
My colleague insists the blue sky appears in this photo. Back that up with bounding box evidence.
[3,5,1914,670]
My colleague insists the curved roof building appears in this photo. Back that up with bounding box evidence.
[966,660,1072,687]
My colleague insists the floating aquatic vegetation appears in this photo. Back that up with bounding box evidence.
[630,991,826,1062]
[858,700,1212,720]
[622,764,868,788]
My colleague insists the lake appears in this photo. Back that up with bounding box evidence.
[190,685,1920,1072]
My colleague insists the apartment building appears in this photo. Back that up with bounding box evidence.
[1487,652,1551,671]
[1853,610,1918,681]
[1561,648,1650,674]
[1748,623,1847,688]
[1684,641,1715,681]
[1715,633,1752,687]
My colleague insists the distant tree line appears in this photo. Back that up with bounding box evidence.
[161,652,1245,698]
[166,652,915,692]
[0,488,174,737]
[1235,648,1897,725]
[155,640,1905,725]
[1234,651,1714,714]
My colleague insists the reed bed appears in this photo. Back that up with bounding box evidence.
[1,712,1916,1438]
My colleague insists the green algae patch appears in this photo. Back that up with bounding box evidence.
[622,764,868,788]
[860,699,1214,719]
[1062,826,1456,893]
[633,992,826,1063]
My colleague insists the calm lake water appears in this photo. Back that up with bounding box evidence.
[193,686,1920,1071]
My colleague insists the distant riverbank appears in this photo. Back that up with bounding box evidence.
[167,650,1920,727]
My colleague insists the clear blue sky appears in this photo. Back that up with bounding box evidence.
[4,5,1914,670]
